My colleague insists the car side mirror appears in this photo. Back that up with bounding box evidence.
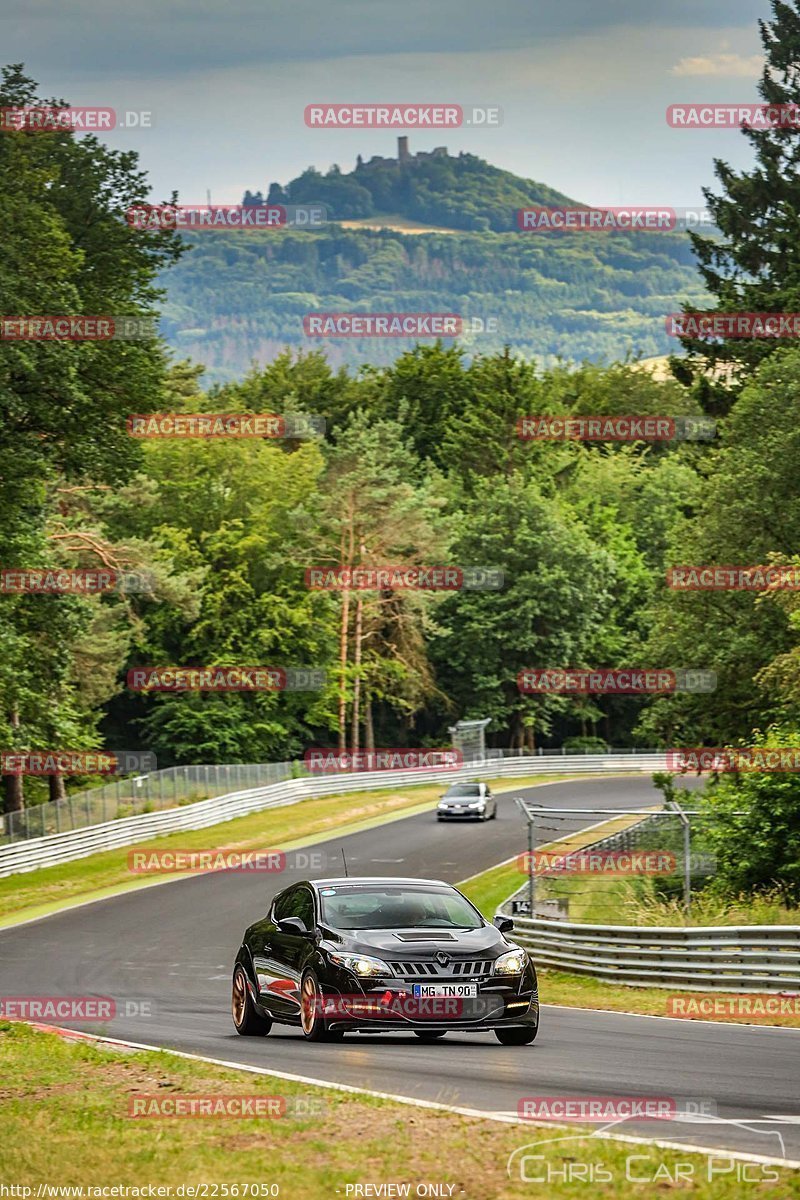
[493,914,514,933]
[278,916,313,937]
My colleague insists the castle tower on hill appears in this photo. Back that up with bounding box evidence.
[396,136,448,163]
[362,137,449,170]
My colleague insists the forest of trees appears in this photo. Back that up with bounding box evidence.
[161,223,707,382]
[4,0,800,892]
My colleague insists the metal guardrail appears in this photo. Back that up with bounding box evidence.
[499,808,800,993]
[0,747,661,846]
[0,752,667,878]
[501,911,800,993]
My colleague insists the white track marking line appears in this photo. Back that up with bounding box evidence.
[20,1020,800,1170]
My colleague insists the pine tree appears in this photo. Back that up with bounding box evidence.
[672,1,800,416]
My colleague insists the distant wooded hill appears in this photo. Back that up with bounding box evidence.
[159,146,707,382]
[245,143,575,232]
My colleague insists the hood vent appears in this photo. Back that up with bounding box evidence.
[392,931,457,942]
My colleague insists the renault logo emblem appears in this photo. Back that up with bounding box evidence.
[435,951,450,966]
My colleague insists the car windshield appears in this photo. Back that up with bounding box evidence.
[318,885,483,931]
[443,784,482,799]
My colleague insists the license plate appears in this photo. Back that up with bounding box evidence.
[411,983,478,998]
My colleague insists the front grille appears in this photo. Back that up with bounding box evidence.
[387,959,494,978]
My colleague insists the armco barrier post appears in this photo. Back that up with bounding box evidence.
[668,798,692,915]
[528,811,534,912]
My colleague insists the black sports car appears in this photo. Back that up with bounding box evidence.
[232,876,538,1045]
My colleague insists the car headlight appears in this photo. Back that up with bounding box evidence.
[494,949,526,975]
[330,953,392,977]
[468,801,485,809]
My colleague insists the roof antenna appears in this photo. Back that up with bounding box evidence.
[341,847,349,877]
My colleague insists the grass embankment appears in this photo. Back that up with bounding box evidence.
[458,811,652,916]
[0,773,578,929]
[458,819,800,1030]
[1,1022,794,1197]
[458,808,800,928]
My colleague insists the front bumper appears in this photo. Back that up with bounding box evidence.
[321,966,539,1032]
[437,808,486,819]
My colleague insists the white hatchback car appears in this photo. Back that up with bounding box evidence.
[436,781,497,821]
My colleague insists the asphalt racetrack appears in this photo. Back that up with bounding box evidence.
[1,775,798,1164]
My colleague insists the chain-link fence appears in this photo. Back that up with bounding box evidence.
[511,800,718,924]
[0,761,301,845]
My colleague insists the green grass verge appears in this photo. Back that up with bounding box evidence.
[2,1021,795,1197]
[458,810,651,920]
[0,773,584,929]
[458,846,800,1030]
[534,969,800,1028]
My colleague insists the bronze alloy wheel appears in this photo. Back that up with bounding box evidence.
[300,973,318,1035]
[231,965,272,1036]
[300,970,345,1041]
[232,967,247,1027]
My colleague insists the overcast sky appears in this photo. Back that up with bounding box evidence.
[2,0,771,206]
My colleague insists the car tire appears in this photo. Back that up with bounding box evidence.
[300,969,345,1042]
[414,1030,447,1040]
[494,1025,538,1046]
[232,965,272,1036]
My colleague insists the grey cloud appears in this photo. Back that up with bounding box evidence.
[2,0,766,79]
